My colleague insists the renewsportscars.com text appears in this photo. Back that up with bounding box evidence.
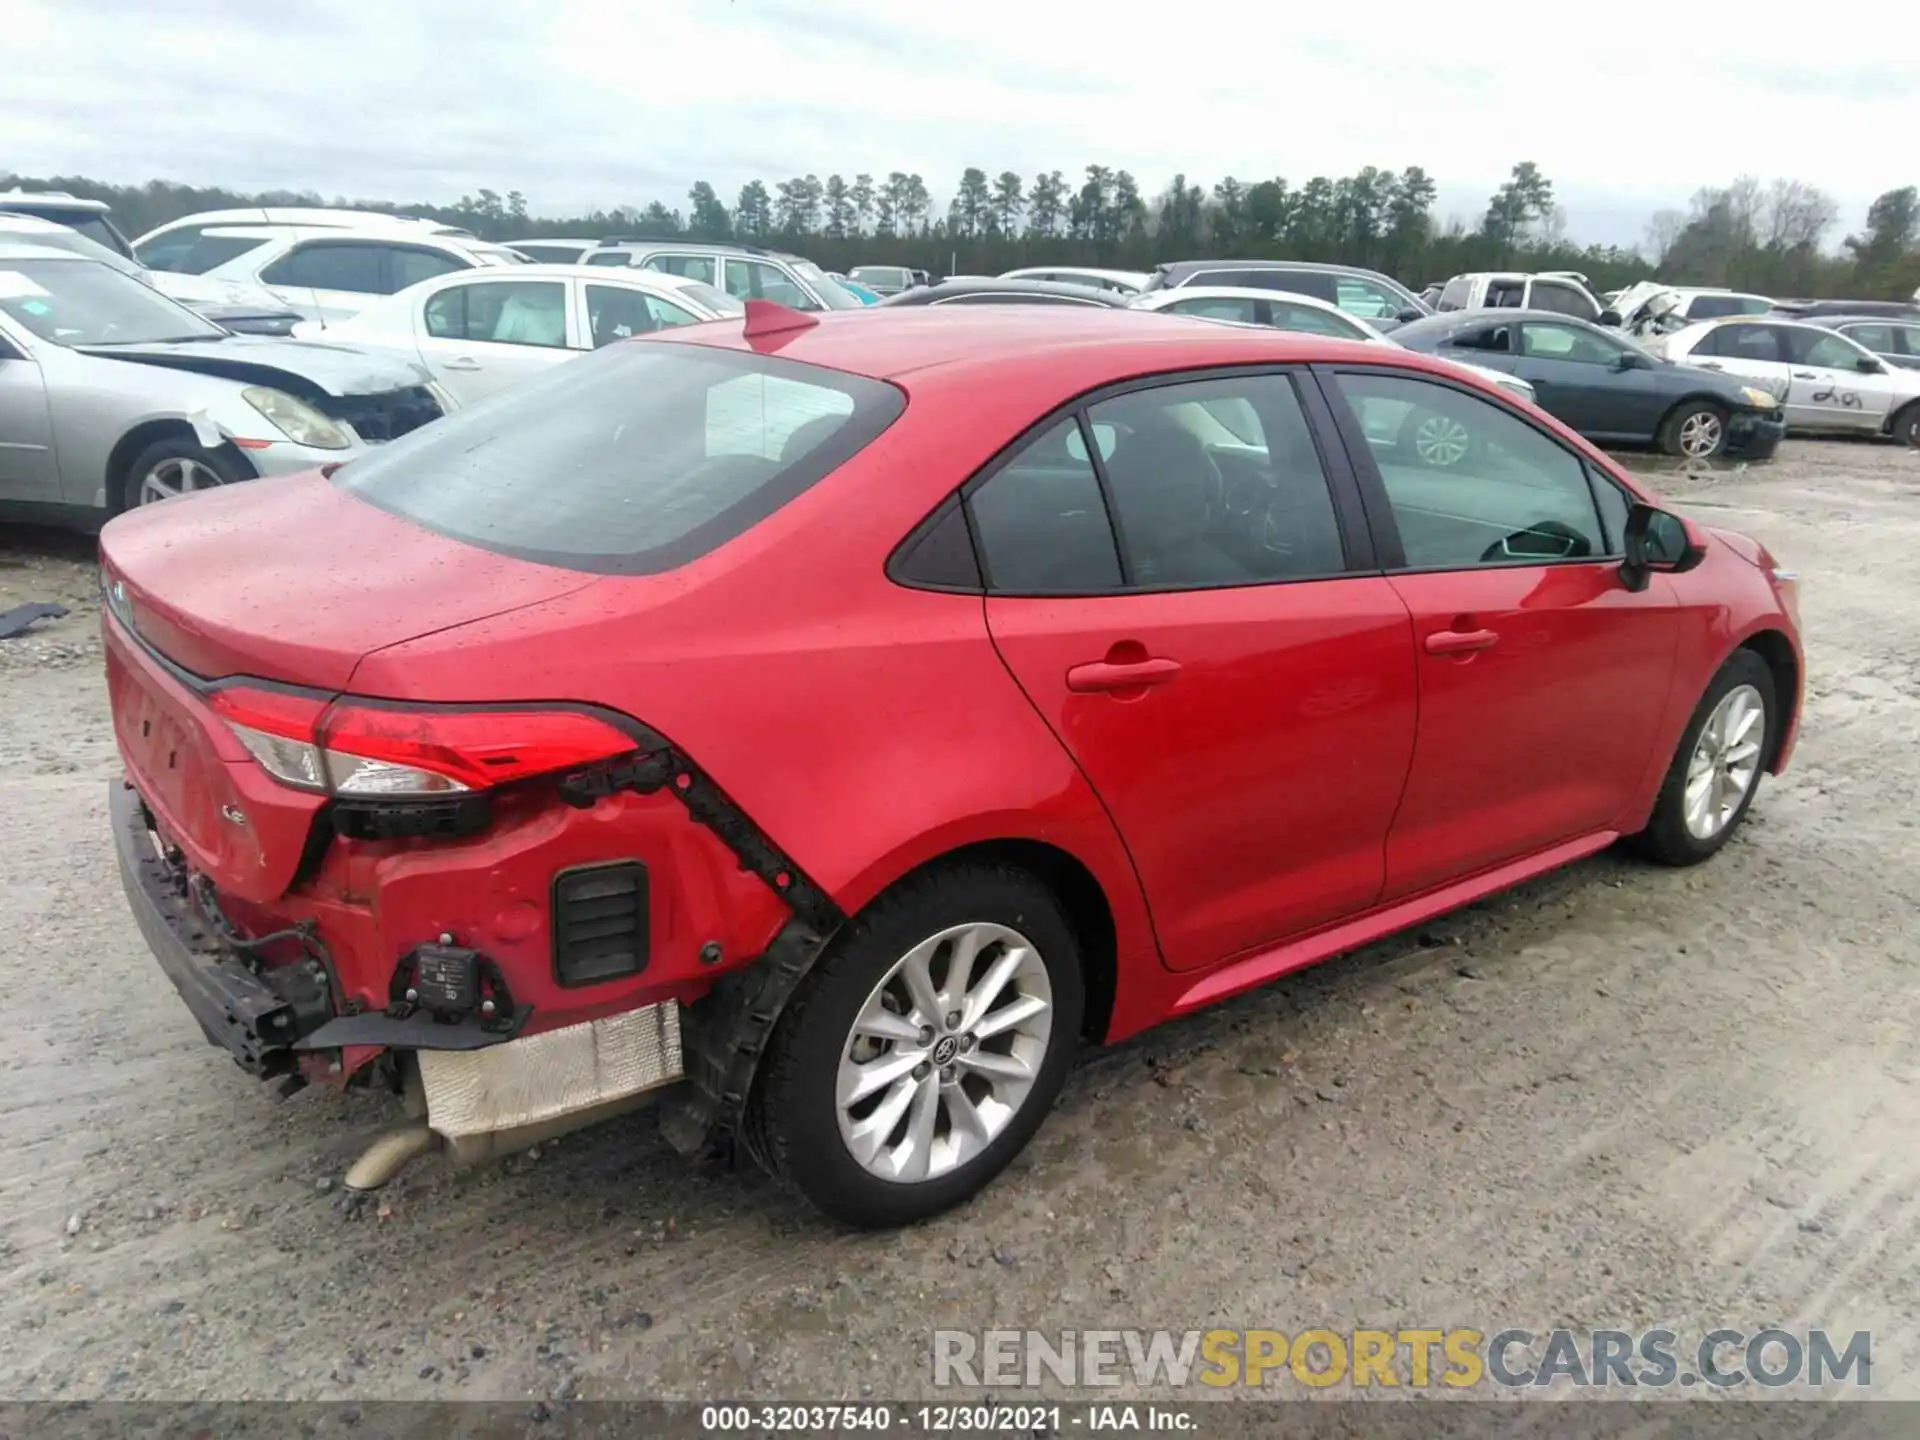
[932,1327,1872,1390]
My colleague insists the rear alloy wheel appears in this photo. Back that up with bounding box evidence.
[120,436,252,513]
[748,864,1083,1227]
[1628,649,1776,866]
[1659,401,1728,460]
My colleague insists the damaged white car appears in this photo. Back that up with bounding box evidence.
[0,243,449,528]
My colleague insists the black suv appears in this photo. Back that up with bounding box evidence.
[1142,259,1429,329]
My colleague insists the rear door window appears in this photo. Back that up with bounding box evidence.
[724,259,819,309]
[1839,323,1894,353]
[1697,323,1783,363]
[389,246,468,291]
[331,345,904,574]
[642,253,718,284]
[423,280,569,346]
[1527,282,1597,319]
[1785,328,1869,369]
[262,242,387,294]
[1166,295,1260,324]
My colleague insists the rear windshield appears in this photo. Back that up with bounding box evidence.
[332,342,905,575]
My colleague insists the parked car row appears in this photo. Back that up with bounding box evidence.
[6,187,1918,529]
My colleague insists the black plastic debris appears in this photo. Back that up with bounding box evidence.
[0,602,69,640]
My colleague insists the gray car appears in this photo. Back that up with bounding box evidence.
[584,241,864,310]
[0,243,447,528]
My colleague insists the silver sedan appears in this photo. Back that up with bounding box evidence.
[0,243,446,528]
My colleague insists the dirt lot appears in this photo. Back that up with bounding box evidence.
[3,440,1919,1407]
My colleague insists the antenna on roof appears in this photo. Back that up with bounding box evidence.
[741,298,818,342]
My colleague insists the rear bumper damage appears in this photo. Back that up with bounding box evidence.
[116,776,694,1182]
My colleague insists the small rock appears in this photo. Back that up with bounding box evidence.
[315,1177,335,1195]
[1457,965,1484,980]
[732,1337,755,1371]
[993,1246,1018,1267]
[1764,1194,1795,1210]
[1182,1114,1209,1133]
[1798,1219,1825,1234]
[530,1402,552,1424]
[160,1300,184,1315]
[64,1215,83,1237]
[1314,1087,1339,1103]
[418,1364,439,1380]
[470,1343,488,1359]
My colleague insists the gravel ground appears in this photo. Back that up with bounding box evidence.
[2,440,1918,1408]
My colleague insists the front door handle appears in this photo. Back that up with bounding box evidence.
[442,355,482,371]
[1697,361,1723,371]
[1066,657,1182,692]
[1792,370,1818,379]
[1424,628,1500,656]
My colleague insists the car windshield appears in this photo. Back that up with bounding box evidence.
[0,223,145,278]
[0,257,226,346]
[791,260,865,311]
[666,280,745,316]
[332,342,904,574]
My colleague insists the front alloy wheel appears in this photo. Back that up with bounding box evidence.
[1629,649,1776,866]
[1682,683,1765,840]
[837,922,1053,1183]
[748,863,1083,1227]
[139,455,227,506]
[1675,410,1725,460]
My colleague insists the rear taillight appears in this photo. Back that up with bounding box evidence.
[208,687,638,798]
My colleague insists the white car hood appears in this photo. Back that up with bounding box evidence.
[149,269,290,311]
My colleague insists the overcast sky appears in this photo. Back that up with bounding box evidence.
[8,0,1915,248]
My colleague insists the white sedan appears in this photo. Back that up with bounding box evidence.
[1649,315,1920,446]
[293,264,744,405]
[1131,286,1538,405]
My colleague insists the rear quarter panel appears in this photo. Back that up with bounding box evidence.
[348,370,1163,1014]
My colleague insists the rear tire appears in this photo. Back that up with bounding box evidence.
[1890,401,1920,449]
[117,436,252,514]
[1657,401,1728,460]
[1627,650,1775,866]
[747,862,1084,1227]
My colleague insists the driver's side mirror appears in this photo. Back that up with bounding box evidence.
[1856,355,1885,374]
[1613,350,1644,371]
[1620,502,1707,592]
[1395,307,1423,323]
[1597,309,1622,327]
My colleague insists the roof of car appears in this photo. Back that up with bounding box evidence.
[1397,308,1610,335]
[1794,313,1911,329]
[653,302,1439,387]
[878,277,1133,307]
[1159,258,1390,278]
[591,239,807,261]
[0,190,113,215]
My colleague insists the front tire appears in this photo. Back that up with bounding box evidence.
[1889,401,1920,449]
[1658,401,1729,460]
[118,436,252,514]
[748,863,1084,1227]
[1628,650,1775,866]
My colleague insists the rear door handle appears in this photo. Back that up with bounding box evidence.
[442,356,482,371]
[1424,628,1500,656]
[1066,657,1182,692]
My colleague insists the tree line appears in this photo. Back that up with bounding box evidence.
[8,161,1918,300]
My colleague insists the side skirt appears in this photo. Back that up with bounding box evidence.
[1171,831,1619,1016]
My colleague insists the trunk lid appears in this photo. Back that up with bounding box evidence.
[100,471,599,689]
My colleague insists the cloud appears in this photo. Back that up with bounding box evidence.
[5,0,1912,245]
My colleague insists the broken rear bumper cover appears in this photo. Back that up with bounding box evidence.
[113,778,687,1148]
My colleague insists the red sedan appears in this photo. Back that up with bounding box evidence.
[101,302,1802,1226]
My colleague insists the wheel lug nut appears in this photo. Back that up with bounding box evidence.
[960,1034,976,1051]
[913,1062,931,1081]
[940,1065,956,1083]
[917,1025,935,1045]
[945,1011,962,1030]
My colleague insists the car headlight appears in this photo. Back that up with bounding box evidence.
[1740,386,1778,411]
[241,386,352,450]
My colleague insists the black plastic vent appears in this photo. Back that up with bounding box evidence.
[551,862,649,987]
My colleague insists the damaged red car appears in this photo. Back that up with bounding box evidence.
[103,301,1803,1226]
